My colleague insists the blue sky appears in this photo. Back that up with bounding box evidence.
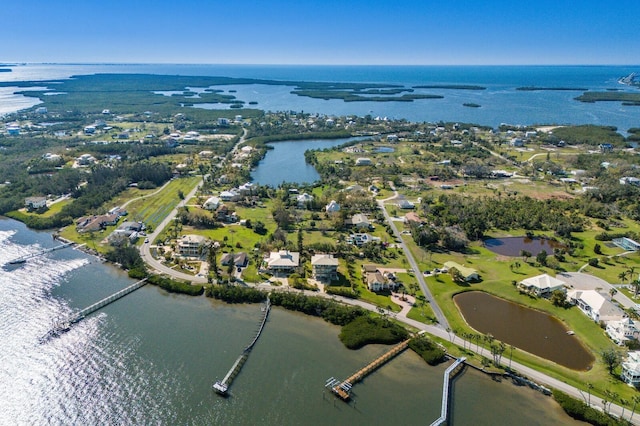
[3,0,637,65]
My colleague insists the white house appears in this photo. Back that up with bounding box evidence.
[265,250,299,275]
[296,192,314,209]
[203,196,221,211]
[518,274,567,298]
[219,190,239,202]
[620,177,640,186]
[177,234,207,257]
[622,352,640,386]
[25,196,47,210]
[566,289,625,323]
[355,157,372,166]
[606,318,639,346]
[345,213,371,230]
[325,200,340,213]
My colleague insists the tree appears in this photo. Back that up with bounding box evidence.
[630,395,640,422]
[594,243,602,255]
[536,250,548,266]
[520,250,532,262]
[490,341,506,366]
[449,267,464,284]
[600,347,622,375]
[254,220,267,235]
[550,289,567,307]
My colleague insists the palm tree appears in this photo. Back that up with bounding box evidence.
[619,397,628,420]
[619,270,629,285]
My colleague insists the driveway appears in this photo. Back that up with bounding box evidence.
[558,272,637,310]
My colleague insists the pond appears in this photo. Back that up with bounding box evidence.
[484,236,565,257]
[374,146,395,153]
[454,291,594,370]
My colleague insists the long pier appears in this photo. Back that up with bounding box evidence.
[328,339,410,401]
[213,296,270,396]
[41,278,148,342]
[430,357,466,426]
[6,242,75,265]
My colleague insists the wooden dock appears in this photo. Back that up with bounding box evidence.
[6,242,75,265]
[328,339,410,401]
[213,296,270,396]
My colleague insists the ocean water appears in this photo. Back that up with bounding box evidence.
[1,63,638,131]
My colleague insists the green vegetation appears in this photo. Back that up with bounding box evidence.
[550,125,626,145]
[408,335,447,365]
[290,90,443,102]
[205,285,267,303]
[147,274,204,296]
[462,103,481,108]
[576,91,640,104]
[517,87,588,91]
[552,390,626,426]
[269,291,367,326]
[338,315,409,349]
[413,85,486,90]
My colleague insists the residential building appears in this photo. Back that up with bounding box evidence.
[397,199,415,209]
[362,264,398,292]
[311,254,339,282]
[177,234,207,257]
[325,200,340,213]
[613,237,640,252]
[24,196,47,210]
[346,233,380,246]
[76,213,119,233]
[566,289,625,323]
[265,250,300,275]
[355,157,372,166]
[77,153,96,166]
[622,352,640,386]
[518,274,567,298]
[620,177,640,186]
[203,196,221,211]
[296,192,314,209]
[219,190,239,202]
[220,252,248,268]
[345,213,371,230]
[606,318,639,346]
[443,261,479,282]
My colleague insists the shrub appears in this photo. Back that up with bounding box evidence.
[339,315,408,349]
[408,335,446,365]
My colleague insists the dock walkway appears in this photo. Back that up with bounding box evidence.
[213,296,271,395]
[328,339,410,401]
[430,357,466,426]
[7,242,75,265]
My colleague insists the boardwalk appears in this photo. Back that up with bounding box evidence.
[41,278,148,342]
[329,339,410,401]
[430,357,466,426]
[213,297,270,396]
[6,242,75,265]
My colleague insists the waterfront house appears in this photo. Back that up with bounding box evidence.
[518,274,567,298]
[265,250,299,276]
[220,252,248,268]
[177,234,207,257]
[311,254,339,282]
[622,352,640,386]
[566,289,625,323]
[443,261,479,282]
[76,213,120,233]
[24,196,47,210]
[606,318,639,346]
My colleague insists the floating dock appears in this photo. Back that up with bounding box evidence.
[328,339,410,401]
[213,296,270,396]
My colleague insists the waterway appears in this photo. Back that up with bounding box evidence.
[250,137,364,186]
[454,291,594,370]
[0,218,583,424]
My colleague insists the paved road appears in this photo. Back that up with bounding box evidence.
[376,190,449,329]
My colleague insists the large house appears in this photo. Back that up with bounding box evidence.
[220,252,248,268]
[362,264,398,292]
[622,352,640,386]
[345,214,371,230]
[311,254,339,282]
[203,196,221,211]
[518,274,567,298]
[25,196,47,210]
[265,250,300,275]
[177,234,207,257]
[606,318,639,346]
[325,200,340,213]
[76,213,119,233]
[296,193,314,209]
[443,261,479,282]
[566,289,625,323]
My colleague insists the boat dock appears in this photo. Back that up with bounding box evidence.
[213,296,270,396]
[6,242,76,265]
[41,278,148,342]
[328,339,410,401]
[430,357,466,426]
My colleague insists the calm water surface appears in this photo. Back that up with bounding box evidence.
[484,236,566,257]
[454,291,594,370]
[0,218,582,424]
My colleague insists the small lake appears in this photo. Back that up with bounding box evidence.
[484,237,565,257]
[374,146,395,153]
[250,137,365,186]
[454,291,594,370]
